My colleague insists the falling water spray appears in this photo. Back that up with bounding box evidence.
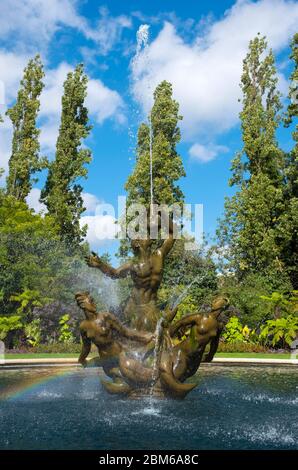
[132,24,154,206]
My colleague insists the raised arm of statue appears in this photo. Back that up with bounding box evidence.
[105,312,153,344]
[169,313,200,338]
[85,252,132,279]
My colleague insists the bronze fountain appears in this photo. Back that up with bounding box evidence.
[76,213,229,399]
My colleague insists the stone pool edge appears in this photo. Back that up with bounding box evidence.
[1,357,297,368]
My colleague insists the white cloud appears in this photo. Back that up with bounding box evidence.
[83,6,132,55]
[0,1,132,55]
[189,143,229,163]
[0,50,28,104]
[25,187,117,248]
[40,63,71,118]
[82,192,101,214]
[80,214,119,248]
[0,114,15,184]
[26,188,47,213]
[131,0,298,140]
[80,193,121,248]
[87,78,125,124]
[25,187,116,248]
[0,0,85,51]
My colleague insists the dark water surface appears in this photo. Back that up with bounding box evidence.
[0,365,297,450]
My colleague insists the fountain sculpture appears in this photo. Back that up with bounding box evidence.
[75,24,229,399]
[76,213,229,399]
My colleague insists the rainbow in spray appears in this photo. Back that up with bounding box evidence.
[0,367,75,401]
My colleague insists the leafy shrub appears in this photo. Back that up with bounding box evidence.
[259,315,298,348]
[30,342,81,353]
[24,319,41,347]
[219,272,293,327]
[222,316,251,343]
[0,316,22,340]
[10,289,50,319]
[58,314,74,343]
[260,290,298,317]
[217,341,269,353]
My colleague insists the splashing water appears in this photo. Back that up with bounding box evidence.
[170,273,208,310]
[151,318,163,384]
[145,318,163,414]
[135,24,150,57]
[132,24,154,206]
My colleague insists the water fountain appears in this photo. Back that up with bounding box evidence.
[73,24,230,400]
[75,212,229,399]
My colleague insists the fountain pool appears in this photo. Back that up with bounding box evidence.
[0,365,297,450]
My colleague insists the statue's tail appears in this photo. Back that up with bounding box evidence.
[119,352,154,387]
[101,378,131,395]
[159,369,197,399]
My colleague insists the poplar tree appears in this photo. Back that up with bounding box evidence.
[41,64,92,247]
[218,35,284,277]
[125,81,185,207]
[280,33,298,288]
[6,55,45,201]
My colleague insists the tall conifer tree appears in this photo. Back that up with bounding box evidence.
[218,35,284,277]
[280,33,298,287]
[6,55,45,201]
[125,81,185,207]
[41,64,92,247]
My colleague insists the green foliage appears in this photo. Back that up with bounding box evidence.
[222,317,248,343]
[231,35,282,184]
[281,33,298,288]
[10,289,48,319]
[260,291,298,317]
[125,81,185,208]
[0,195,93,326]
[58,314,74,344]
[0,197,58,315]
[41,64,92,247]
[218,174,284,275]
[6,55,46,201]
[157,239,218,320]
[0,316,22,340]
[217,35,285,279]
[219,271,292,327]
[29,342,81,353]
[259,315,298,348]
[24,319,41,346]
[217,341,268,353]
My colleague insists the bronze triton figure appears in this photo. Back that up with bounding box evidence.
[85,215,175,332]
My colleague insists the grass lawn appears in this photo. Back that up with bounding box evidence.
[216,352,291,359]
[3,352,292,360]
[5,353,79,359]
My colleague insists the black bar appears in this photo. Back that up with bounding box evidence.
[0,450,297,466]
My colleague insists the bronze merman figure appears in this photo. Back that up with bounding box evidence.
[114,296,229,399]
[159,296,230,397]
[76,292,152,363]
[85,215,175,332]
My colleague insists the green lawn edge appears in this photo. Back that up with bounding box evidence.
[4,352,292,359]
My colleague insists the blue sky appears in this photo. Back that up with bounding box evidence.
[0,0,297,258]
